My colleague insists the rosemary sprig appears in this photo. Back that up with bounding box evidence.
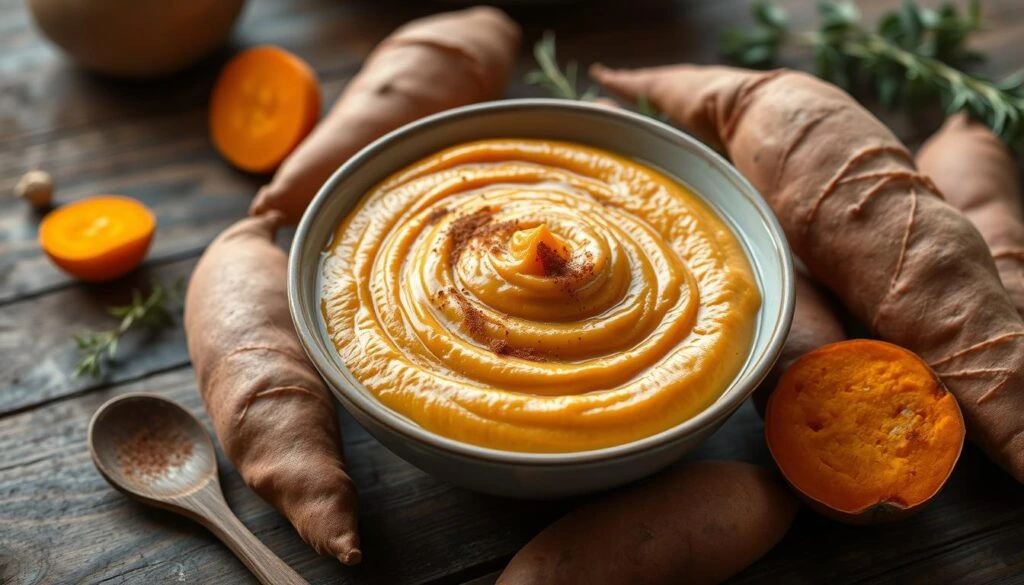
[526,32,668,121]
[721,1,1024,148]
[526,31,599,101]
[72,278,186,379]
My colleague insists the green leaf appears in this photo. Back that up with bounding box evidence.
[996,71,1024,93]
[918,6,939,30]
[741,44,775,67]
[754,1,788,29]
[899,1,924,48]
[878,12,903,40]
[524,71,547,84]
[878,75,900,108]
[819,1,860,26]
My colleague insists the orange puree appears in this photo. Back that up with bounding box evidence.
[321,139,761,452]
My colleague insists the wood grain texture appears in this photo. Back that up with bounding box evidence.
[0,258,194,415]
[2,0,1024,583]
[89,393,309,585]
[1,368,1022,585]
[0,368,563,585]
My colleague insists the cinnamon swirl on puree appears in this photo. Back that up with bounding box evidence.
[321,139,760,452]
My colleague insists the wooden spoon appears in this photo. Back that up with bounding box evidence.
[88,392,308,585]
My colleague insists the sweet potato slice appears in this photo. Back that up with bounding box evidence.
[766,340,964,523]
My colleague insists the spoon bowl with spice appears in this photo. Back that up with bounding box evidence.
[89,393,308,585]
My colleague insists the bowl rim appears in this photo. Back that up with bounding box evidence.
[289,98,795,466]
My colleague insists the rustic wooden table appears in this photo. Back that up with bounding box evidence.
[3,0,1024,583]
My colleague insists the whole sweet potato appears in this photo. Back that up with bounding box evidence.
[497,461,796,585]
[592,64,1024,483]
[185,212,360,564]
[918,114,1024,315]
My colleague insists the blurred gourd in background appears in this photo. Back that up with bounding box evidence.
[25,0,246,78]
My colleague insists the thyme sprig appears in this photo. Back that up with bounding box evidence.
[525,32,599,101]
[722,1,1024,148]
[527,32,668,121]
[72,279,185,378]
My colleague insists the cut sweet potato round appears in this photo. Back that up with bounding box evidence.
[765,339,965,524]
[210,46,320,173]
[39,195,155,282]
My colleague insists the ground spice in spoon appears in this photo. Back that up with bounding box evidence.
[114,412,194,481]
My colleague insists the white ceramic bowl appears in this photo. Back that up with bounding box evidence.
[289,99,794,499]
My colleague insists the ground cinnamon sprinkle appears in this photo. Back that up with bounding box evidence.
[445,207,523,267]
[115,412,195,481]
[438,286,547,362]
[447,207,495,265]
[425,206,449,225]
[489,337,542,360]
[452,291,489,340]
[536,242,570,276]
[437,208,598,360]
[553,250,596,296]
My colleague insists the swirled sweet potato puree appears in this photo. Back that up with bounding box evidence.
[321,139,760,452]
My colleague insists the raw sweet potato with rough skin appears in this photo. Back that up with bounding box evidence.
[250,7,521,224]
[753,271,845,416]
[184,212,360,564]
[918,114,1024,316]
[496,461,797,585]
[592,64,1024,483]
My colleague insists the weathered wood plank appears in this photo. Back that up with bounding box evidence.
[0,366,561,585]
[0,259,195,415]
[2,370,1023,585]
[3,0,1024,584]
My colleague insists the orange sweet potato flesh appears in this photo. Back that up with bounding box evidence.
[497,460,796,585]
[917,114,1024,316]
[753,272,845,416]
[592,64,1024,483]
[250,7,521,224]
[765,340,964,524]
[184,212,360,564]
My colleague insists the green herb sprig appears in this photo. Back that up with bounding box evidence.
[526,32,599,101]
[73,279,185,379]
[721,1,1024,148]
[526,32,668,121]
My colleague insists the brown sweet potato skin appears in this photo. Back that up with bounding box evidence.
[497,461,796,585]
[592,64,1024,482]
[250,7,521,224]
[753,272,845,416]
[184,212,360,564]
[917,114,1024,315]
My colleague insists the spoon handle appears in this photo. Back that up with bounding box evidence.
[184,482,309,585]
